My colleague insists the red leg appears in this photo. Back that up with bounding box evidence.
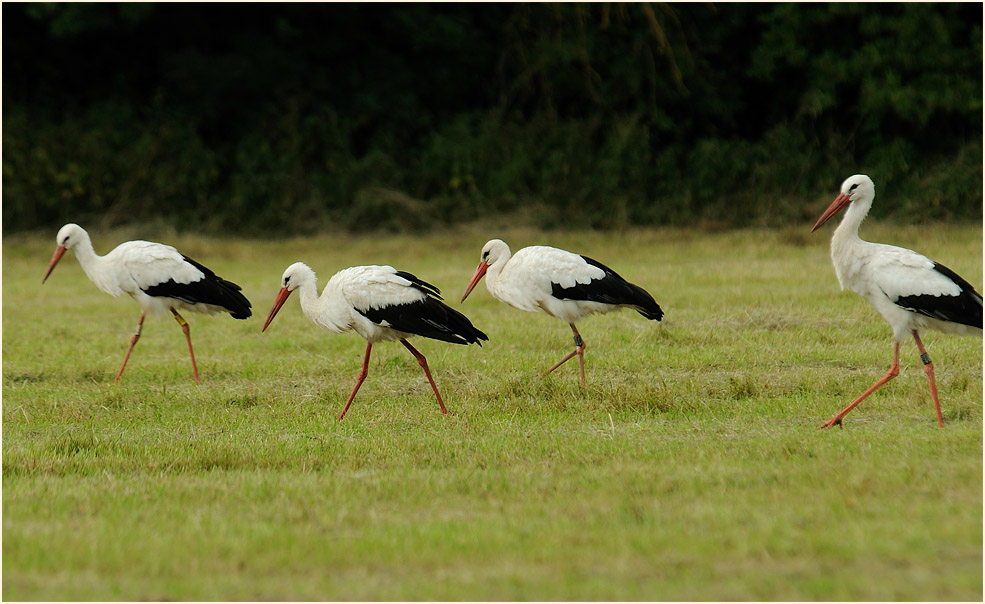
[819,340,900,429]
[912,330,944,428]
[338,342,373,421]
[401,339,448,415]
[114,312,146,383]
[171,309,200,383]
[544,323,587,385]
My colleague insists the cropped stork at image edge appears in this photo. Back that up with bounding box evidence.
[262,262,487,420]
[461,239,663,385]
[42,223,252,382]
[811,175,982,428]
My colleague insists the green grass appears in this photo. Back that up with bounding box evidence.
[3,223,982,600]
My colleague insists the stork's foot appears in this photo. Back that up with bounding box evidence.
[817,416,844,430]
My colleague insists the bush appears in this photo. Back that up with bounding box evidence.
[3,3,981,235]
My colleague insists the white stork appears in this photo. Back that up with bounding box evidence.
[262,262,487,420]
[42,223,252,382]
[811,174,983,428]
[460,239,663,385]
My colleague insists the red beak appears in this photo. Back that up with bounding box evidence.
[811,193,852,232]
[262,287,293,332]
[460,261,489,303]
[42,245,67,283]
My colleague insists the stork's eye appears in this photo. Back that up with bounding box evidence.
[482,251,489,260]
[848,183,859,192]
[61,237,70,245]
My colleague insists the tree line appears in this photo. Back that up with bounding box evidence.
[3,3,981,235]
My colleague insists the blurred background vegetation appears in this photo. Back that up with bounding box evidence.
[3,3,982,235]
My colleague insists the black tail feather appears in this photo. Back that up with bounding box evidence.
[143,255,253,319]
[359,287,487,345]
[361,296,488,345]
[894,262,982,329]
[552,255,664,321]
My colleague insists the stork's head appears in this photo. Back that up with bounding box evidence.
[811,174,875,232]
[42,223,88,283]
[262,262,315,332]
[280,262,315,292]
[55,223,87,250]
[461,239,511,303]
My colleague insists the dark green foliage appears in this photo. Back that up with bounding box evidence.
[3,3,981,235]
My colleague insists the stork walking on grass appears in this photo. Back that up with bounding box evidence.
[460,239,663,385]
[42,223,252,382]
[811,174,983,428]
[262,262,487,420]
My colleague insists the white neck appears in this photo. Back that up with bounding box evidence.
[69,230,109,287]
[831,195,872,249]
[484,252,511,299]
[295,275,322,321]
[829,195,876,291]
[294,271,353,334]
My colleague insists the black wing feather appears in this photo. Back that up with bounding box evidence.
[143,255,253,319]
[893,262,982,329]
[393,270,443,300]
[359,271,488,345]
[550,255,664,321]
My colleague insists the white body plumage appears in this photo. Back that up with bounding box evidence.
[47,223,245,319]
[285,263,444,343]
[42,223,252,383]
[461,238,662,385]
[263,261,487,420]
[479,241,625,323]
[824,177,981,341]
[811,174,982,428]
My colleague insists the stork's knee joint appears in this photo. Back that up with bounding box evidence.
[920,352,931,366]
[573,334,584,348]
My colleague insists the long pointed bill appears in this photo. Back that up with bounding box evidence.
[811,193,852,232]
[42,246,67,283]
[262,287,293,332]
[460,262,489,303]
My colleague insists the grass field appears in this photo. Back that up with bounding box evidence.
[3,222,982,600]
